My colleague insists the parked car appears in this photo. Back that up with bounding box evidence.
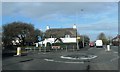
[89,42,94,47]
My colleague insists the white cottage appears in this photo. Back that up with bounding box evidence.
[39,24,77,47]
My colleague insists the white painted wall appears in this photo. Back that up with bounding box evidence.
[61,38,76,43]
[45,38,55,43]
[45,38,77,43]
[38,38,76,46]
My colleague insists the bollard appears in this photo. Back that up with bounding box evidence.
[107,45,111,51]
[16,47,21,56]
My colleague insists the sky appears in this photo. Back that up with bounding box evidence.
[2,2,118,41]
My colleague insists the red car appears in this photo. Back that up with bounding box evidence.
[89,42,94,47]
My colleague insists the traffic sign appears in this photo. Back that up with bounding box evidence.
[77,37,80,39]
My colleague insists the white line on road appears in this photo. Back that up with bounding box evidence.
[60,55,97,60]
[44,59,54,61]
[64,61,84,64]
[113,52,118,54]
[110,56,119,62]
[44,59,84,64]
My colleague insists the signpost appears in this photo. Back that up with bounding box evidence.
[77,37,80,39]
[77,36,80,50]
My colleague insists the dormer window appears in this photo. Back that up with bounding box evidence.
[65,35,70,38]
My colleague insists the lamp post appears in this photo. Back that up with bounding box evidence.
[118,34,120,46]
[83,35,85,48]
[42,33,46,53]
[75,9,84,50]
[76,29,79,50]
[75,10,78,50]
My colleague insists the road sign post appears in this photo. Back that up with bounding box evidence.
[77,37,80,50]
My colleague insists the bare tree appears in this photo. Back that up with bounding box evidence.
[97,32,108,45]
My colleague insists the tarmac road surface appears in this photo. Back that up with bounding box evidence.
[2,46,119,70]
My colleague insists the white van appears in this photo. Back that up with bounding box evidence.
[95,40,103,48]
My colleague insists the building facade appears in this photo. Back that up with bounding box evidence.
[112,35,120,46]
[38,24,77,47]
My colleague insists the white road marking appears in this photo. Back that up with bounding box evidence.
[60,55,97,60]
[64,61,84,64]
[60,56,78,60]
[110,56,119,62]
[44,59,84,64]
[44,59,54,61]
[113,52,118,53]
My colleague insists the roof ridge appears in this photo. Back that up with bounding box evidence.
[49,28,75,29]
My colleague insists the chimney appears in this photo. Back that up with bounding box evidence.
[73,24,76,29]
[46,25,50,30]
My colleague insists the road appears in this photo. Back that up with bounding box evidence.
[2,46,119,70]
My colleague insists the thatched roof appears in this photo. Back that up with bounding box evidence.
[45,28,77,38]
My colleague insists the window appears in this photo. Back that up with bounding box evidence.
[65,35,70,38]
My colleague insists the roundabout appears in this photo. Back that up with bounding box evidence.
[44,53,97,64]
[61,53,97,60]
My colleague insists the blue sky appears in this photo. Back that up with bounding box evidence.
[2,2,118,41]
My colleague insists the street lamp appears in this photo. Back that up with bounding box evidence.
[76,28,79,50]
[75,9,84,50]
[42,33,46,52]
[83,35,85,48]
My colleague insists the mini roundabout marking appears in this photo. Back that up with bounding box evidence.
[44,53,97,64]
[44,58,84,64]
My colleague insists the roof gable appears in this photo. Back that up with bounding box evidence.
[112,35,120,40]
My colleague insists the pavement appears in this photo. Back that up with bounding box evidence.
[2,45,119,70]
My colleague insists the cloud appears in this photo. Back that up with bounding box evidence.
[78,22,118,31]
[1,0,120,2]
[2,2,117,19]
[2,2,118,40]
[77,20,118,41]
